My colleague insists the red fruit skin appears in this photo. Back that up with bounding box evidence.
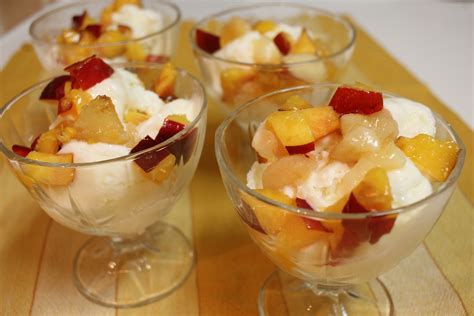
[273,32,291,55]
[84,24,102,38]
[12,145,32,157]
[30,136,40,150]
[296,198,332,233]
[286,142,314,155]
[156,119,186,143]
[64,56,114,90]
[72,10,87,30]
[130,136,169,172]
[195,29,221,54]
[368,215,396,244]
[145,55,170,63]
[39,75,71,101]
[329,87,383,115]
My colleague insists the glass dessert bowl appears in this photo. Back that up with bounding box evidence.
[190,3,355,113]
[0,58,207,307]
[30,0,181,73]
[215,84,464,315]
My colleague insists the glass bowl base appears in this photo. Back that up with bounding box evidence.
[258,271,393,316]
[73,222,194,308]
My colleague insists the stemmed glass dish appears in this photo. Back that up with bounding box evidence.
[30,0,181,73]
[0,63,207,308]
[215,84,465,315]
[190,3,355,113]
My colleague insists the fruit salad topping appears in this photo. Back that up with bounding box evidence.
[12,57,198,187]
[245,86,460,256]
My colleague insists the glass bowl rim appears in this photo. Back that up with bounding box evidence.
[0,61,207,168]
[214,83,466,220]
[29,0,182,48]
[189,2,357,69]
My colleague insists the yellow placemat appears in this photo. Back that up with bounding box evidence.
[0,20,472,315]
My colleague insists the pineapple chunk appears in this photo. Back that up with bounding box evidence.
[124,110,150,125]
[146,153,176,184]
[290,29,316,55]
[220,16,252,46]
[23,151,74,186]
[252,189,295,235]
[154,63,178,99]
[279,95,312,111]
[265,110,315,147]
[353,168,392,211]
[396,134,460,182]
[253,20,277,34]
[300,106,340,140]
[74,96,129,145]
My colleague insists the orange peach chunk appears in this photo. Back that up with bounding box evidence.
[353,167,392,211]
[300,106,340,140]
[252,189,295,235]
[23,151,74,186]
[290,29,316,55]
[265,110,315,147]
[154,63,178,99]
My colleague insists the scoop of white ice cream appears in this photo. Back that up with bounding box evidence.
[384,98,436,138]
[111,4,163,39]
[215,31,262,64]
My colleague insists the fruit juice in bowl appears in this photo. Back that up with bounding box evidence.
[190,3,355,113]
[0,56,207,307]
[30,0,180,73]
[215,84,464,315]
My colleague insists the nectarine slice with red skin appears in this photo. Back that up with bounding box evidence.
[265,110,315,149]
[65,56,114,90]
[329,87,383,115]
[273,32,292,55]
[84,24,102,38]
[23,151,75,186]
[296,198,333,233]
[131,136,170,172]
[196,29,221,54]
[300,106,340,141]
[156,116,186,143]
[40,75,72,101]
[12,145,32,157]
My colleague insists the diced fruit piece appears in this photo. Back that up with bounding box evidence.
[251,123,288,162]
[279,95,311,111]
[124,110,150,125]
[40,75,72,101]
[56,126,77,144]
[195,29,221,54]
[253,20,277,34]
[283,53,328,83]
[72,11,95,30]
[290,29,316,55]
[221,68,256,104]
[117,24,132,36]
[145,54,169,63]
[247,189,295,235]
[329,87,383,115]
[156,115,187,143]
[58,89,93,119]
[97,30,128,58]
[220,16,251,46]
[300,106,340,140]
[84,24,102,38]
[125,42,147,61]
[277,214,330,253]
[239,190,266,234]
[262,154,316,190]
[396,134,460,182]
[296,198,332,232]
[22,151,74,186]
[146,152,176,183]
[265,110,315,150]
[12,145,32,157]
[57,30,81,44]
[154,63,178,99]
[74,96,129,144]
[65,56,114,90]
[273,32,293,55]
[353,168,392,211]
[253,37,282,65]
[100,4,115,26]
[113,0,142,10]
[130,136,169,172]
[35,129,61,154]
[286,142,315,155]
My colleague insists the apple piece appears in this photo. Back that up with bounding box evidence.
[265,110,315,152]
[65,56,114,90]
[154,63,178,99]
[279,95,311,111]
[23,151,75,186]
[145,54,170,63]
[124,110,150,125]
[353,167,392,211]
[253,20,277,34]
[300,106,340,140]
[329,86,383,115]
[39,75,72,101]
[130,136,170,172]
[195,29,221,54]
[290,29,316,55]
[273,32,293,55]
[220,16,251,46]
[146,152,176,183]
[262,154,316,191]
[253,37,282,65]
[12,145,32,157]
[156,115,187,143]
[74,96,129,144]
[221,67,257,103]
[396,134,460,182]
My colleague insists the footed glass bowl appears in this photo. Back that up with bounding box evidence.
[0,62,207,308]
[215,84,465,315]
[30,0,181,73]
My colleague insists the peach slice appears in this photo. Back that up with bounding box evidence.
[154,63,178,100]
[279,95,312,111]
[353,167,392,211]
[329,86,383,115]
[65,56,114,90]
[97,30,128,58]
[124,110,150,125]
[146,152,176,184]
[396,134,460,182]
[300,106,340,140]
[125,42,147,61]
[290,29,316,55]
[253,20,277,34]
[40,75,72,101]
[23,151,74,186]
[252,189,295,235]
[220,16,252,46]
[74,96,129,145]
[221,67,257,103]
[265,110,315,153]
